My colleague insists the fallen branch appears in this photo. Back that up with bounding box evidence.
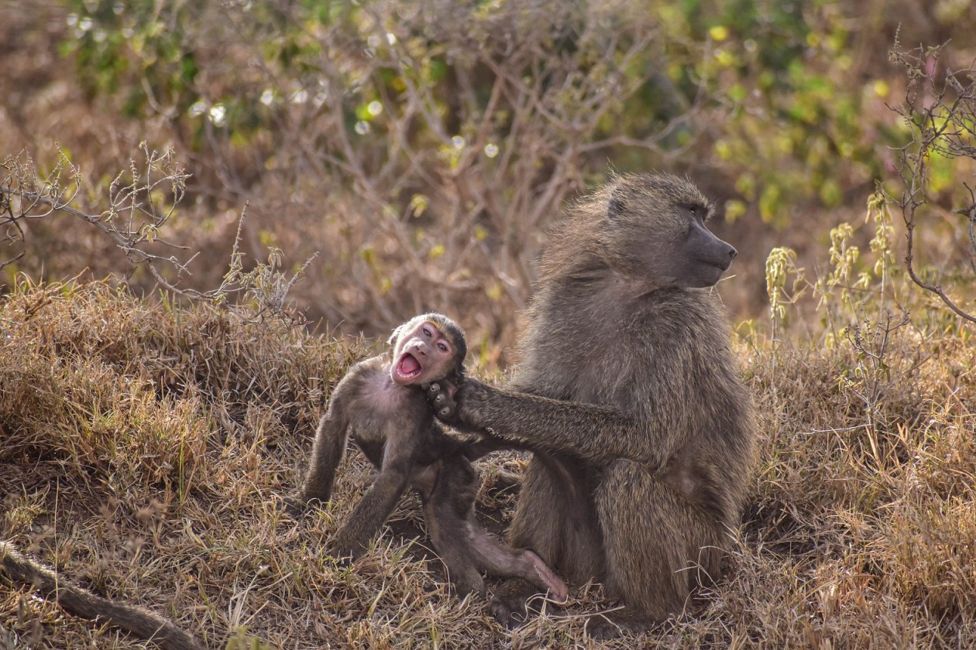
[1,541,206,650]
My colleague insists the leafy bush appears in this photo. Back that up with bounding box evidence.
[4,0,971,349]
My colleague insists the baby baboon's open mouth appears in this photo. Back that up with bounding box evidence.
[395,352,423,382]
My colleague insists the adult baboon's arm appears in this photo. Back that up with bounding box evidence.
[432,378,668,468]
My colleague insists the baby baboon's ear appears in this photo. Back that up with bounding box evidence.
[387,324,403,346]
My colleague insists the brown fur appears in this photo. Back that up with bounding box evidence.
[0,541,204,650]
[430,173,755,625]
[295,314,567,601]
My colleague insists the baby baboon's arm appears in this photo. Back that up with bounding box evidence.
[299,365,380,504]
[330,437,415,558]
[430,379,667,468]
[301,399,351,503]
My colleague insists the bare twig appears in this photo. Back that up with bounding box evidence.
[1,148,313,317]
[888,40,976,323]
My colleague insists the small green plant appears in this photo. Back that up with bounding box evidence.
[764,245,803,339]
[765,190,902,348]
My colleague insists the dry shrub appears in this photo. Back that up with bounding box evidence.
[1,279,974,648]
[723,321,976,647]
[0,0,705,355]
[0,279,358,492]
[0,281,560,648]
[0,281,361,646]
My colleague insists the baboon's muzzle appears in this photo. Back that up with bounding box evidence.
[687,220,737,271]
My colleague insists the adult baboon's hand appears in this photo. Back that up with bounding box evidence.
[427,377,498,434]
[425,378,461,423]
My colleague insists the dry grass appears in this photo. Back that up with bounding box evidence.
[1,281,974,648]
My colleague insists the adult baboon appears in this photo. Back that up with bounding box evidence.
[295,313,567,600]
[429,173,756,626]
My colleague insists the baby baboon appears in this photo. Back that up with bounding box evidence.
[429,173,756,628]
[0,541,204,650]
[295,313,567,600]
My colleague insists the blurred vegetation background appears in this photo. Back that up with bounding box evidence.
[3,0,975,359]
[3,2,976,647]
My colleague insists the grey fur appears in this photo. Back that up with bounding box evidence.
[295,314,566,600]
[430,173,756,625]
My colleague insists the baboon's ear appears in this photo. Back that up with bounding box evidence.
[387,324,403,346]
[608,193,625,219]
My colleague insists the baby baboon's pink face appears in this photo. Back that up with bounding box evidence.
[390,319,458,386]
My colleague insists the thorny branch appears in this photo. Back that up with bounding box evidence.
[889,39,976,324]
[0,145,311,317]
[1,144,192,281]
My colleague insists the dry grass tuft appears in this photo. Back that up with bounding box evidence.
[2,282,975,648]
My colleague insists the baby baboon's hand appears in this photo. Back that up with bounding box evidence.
[283,494,308,517]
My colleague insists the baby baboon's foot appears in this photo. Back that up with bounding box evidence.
[283,494,310,517]
[449,571,486,600]
[489,595,528,630]
[524,550,569,603]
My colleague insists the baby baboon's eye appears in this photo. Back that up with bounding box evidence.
[422,326,433,337]
[436,341,449,353]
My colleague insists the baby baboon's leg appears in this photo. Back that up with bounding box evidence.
[468,528,568,602]
[422,459,484,595]
[490,455,595,626]
[423,499,485,596]
[430,455,568,602]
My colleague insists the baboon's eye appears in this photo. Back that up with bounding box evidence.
[436,341,449,353]
[422,326,433,337]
